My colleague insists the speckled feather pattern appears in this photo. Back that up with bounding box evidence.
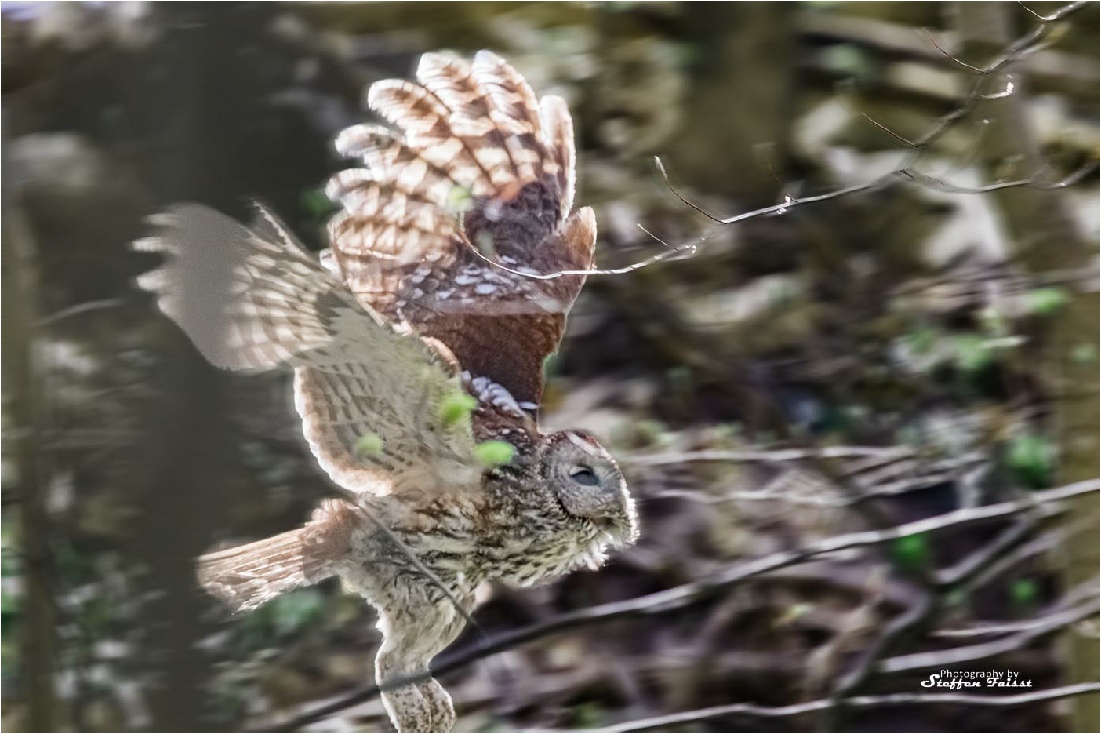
[134,52,638,734]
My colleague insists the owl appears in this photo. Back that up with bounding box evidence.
[134,51,638,733]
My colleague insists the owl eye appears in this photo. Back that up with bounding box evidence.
[569,465,599,486]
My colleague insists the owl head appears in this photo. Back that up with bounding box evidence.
[540,430,638,547]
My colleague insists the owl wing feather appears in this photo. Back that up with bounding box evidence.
[134,202,480,498]
[325,50,595,409]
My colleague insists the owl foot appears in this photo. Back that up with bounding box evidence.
[380,678,455,733]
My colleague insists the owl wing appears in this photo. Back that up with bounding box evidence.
[324,50,596,410]
[134,203,481,498]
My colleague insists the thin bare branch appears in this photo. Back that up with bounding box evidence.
[901,160,1098,196]
[624,445,913,466]
[460,226,701,281]
[936,574,1100,639]
[35,298,125,328]
[719,180,888,225]
[654,156,725,223]
[924,27,985,73]
[964,519,1093,594]
[979,77,1017,100]
[936,517,1039,588]
[860,109,918,147]
[603,682,1101,732]
[1019,0,1090,23]
[882,590,1100,674]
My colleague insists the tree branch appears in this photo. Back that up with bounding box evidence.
[603,682,1101,732]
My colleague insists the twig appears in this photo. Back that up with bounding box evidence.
[624,445,912,466]
[602,682,1101,732]
[35,298,124,328]
[925,28,985,74]
[963,520,1088,595]
[900,161,1097,196]
[646,451,984,509]
[458,215,705,281]
[936,574,1100,639]
[936,516,1039,588]
[1018,0,1085,23]
[882,589,1100,674]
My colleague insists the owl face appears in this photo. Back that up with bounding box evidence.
[541,430,638,547]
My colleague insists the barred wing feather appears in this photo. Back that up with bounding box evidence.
[325,50,595,408]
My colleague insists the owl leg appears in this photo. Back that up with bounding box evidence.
[374,592,470,733]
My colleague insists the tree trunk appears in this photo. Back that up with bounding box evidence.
[662,3,798,208]
[122,5,279,728]
[956,4,1099,731]
[3,182,57,730]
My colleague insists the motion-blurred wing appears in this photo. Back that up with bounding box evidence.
[134,203,480,497]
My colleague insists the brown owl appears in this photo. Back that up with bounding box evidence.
[134,51,638,733]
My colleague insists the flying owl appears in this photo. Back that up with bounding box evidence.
[134,51,638,733]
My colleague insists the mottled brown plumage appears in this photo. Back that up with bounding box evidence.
[326,50,594,408]
[135,50,636,733]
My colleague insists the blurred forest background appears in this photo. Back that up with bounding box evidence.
[2,2,1099,732]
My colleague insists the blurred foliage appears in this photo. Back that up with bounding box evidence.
[1005,430,1057,490]
[238,588,328,646]
[890,532,930,572]
[474,441,517,468]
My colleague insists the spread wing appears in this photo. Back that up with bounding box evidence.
[324,50,596,409]
[134,203,481,497]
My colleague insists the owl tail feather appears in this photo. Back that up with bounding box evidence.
[197,499,359,613]
[197,529,326,613]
